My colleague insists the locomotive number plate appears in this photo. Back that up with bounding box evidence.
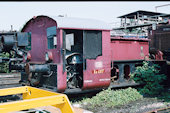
[92,69,105,74]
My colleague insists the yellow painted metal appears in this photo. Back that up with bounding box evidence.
[0,86,29,96]
[0,86,75,113]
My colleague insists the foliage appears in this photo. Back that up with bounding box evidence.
[156,88,170,102]
[0,52,10,73]
[158,92,170,102]
[130,61,166,96]
[75,87,143,111]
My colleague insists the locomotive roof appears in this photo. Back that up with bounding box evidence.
[22,15,112,31]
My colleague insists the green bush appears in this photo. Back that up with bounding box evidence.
[76,87,143,110]
[131,61,166,95]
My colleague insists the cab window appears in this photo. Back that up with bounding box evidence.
[46,26,57,49]
[83,30,102,59]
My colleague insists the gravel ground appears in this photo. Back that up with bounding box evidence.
[72,96,170,113]
[94,98,169,113]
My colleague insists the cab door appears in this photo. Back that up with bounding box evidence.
[83,30,110,89]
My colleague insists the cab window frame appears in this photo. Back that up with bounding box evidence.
[46,26,57,49]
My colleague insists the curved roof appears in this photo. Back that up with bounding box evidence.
[22,15,112,31]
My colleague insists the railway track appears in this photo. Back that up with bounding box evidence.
[146,106,170,113]
[0,73,21,89]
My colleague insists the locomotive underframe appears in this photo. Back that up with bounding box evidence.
[111,60,143,83]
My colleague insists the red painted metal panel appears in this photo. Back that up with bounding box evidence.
[22,17,59,63]
[57,64,67,92]
[110,37,149,61]
[82,31,111,90]
[57,30,67,92]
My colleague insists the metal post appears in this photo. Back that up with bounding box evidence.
[155,4,170,12]
[118,64,124,82]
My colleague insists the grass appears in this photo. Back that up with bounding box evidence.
[74,87,143,111]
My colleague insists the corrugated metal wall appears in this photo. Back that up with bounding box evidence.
[150,24,170,52]
[154,33,170,51]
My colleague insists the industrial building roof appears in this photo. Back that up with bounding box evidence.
[118,10,167,19]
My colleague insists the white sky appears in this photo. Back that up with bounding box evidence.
[0,1,170,31]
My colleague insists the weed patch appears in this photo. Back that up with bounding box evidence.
[75,87,143,111]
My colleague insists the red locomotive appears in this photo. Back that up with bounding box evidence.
[14,15,148,93]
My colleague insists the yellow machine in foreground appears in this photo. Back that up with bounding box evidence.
[0,86,85,113]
